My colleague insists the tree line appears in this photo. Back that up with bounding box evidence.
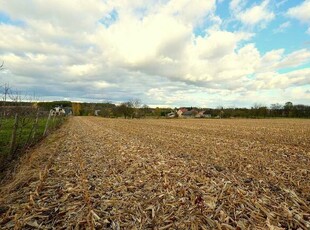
[89,101,310,119]
[1,99,310,119]
[209,102,310,118]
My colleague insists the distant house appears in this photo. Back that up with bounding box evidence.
[174,108,212,118]
[50,106,66,116]
[195,111,205,118]
[177,108,201,118]
[166,112,176,118]
[195,111,211,118]
[63,107,73,115]
[182,110,198,118]
[182,111,194,118]
[177,108,188,117]
[95,110,101,116]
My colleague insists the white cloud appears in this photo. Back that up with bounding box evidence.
[273,21,291,33]
[1,0,110,31]
[258,49,310,72]
[234,87,310,107]
[230,0,247,13]
[0,0,309,107]
[287,0,310,24]
[276,49,310,69]
[66,64,98,77]
[162,0,216,26]
[259,49,284,72]
[287,0,310,33]
[261,49,284,63]
[237,0,275,27]
[195,30,252,60]
[95,81,116,89]
[252,69,310,90]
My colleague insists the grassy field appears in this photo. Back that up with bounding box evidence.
[1,117,309,229]
[0,116,65,165]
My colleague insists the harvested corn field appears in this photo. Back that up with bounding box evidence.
[0,117,309,229]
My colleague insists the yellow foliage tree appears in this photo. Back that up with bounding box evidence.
[72,103,81,116]
[32,102,38,109]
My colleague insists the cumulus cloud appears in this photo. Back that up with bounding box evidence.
[1,0,110,31]
[253,69,310,90]
[287,0,310,33]
[287,0,310,23]
[237,0,275,27]
[276,49,310,69]
[163,0,216,26]
[259,49,310,72]
[0,0,309,107]
[230,0,247,13]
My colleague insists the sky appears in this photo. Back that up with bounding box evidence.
[0,0,309,108]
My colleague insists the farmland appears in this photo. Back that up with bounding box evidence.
[0,117,309,229]
[0,115,66,172]
[0,118,46,156]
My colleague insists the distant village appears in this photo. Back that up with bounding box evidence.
[167,108,212,118]
[1,100,310,118]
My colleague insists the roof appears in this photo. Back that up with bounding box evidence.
[182,111,193,116]
[178,108,188,113]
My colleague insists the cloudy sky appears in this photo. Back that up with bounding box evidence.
[0,0,309,108]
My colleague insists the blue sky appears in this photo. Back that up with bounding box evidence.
[0,0,309,108]
[0,11,24,26]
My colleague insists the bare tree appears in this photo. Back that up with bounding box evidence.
[90,102,97,115]
[130,98,141,109]
[130,98,141,118]
[0,60,8,126]
[0,61,6,103]
[0,62,9,115]
[284,101,293,117]
[270,103,283,117]
[141,104,151,118]
[117,102,134,119]
[9,89,23,105]
[24,91,40,104]
[1,83,12,121]
[1,83,11,106]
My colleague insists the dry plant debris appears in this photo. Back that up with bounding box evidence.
[0,117,309,229]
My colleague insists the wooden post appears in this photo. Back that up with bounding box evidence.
[32,111,39,140]
[24,111,39,148]
[9,113,19,158]
[43,113,51,136]
[52,114,56,129]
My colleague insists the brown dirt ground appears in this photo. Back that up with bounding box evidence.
[0,117,309,229]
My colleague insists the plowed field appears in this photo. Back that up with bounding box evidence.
[0,117,309,229]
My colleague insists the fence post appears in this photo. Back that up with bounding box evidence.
[32,111,39,140]
[9,113,19,159]
[43,113,51,136]
[23,111,39,149]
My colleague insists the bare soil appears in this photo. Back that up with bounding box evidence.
[0,117,309,229]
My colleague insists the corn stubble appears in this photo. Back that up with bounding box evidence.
[0,117,309,229]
